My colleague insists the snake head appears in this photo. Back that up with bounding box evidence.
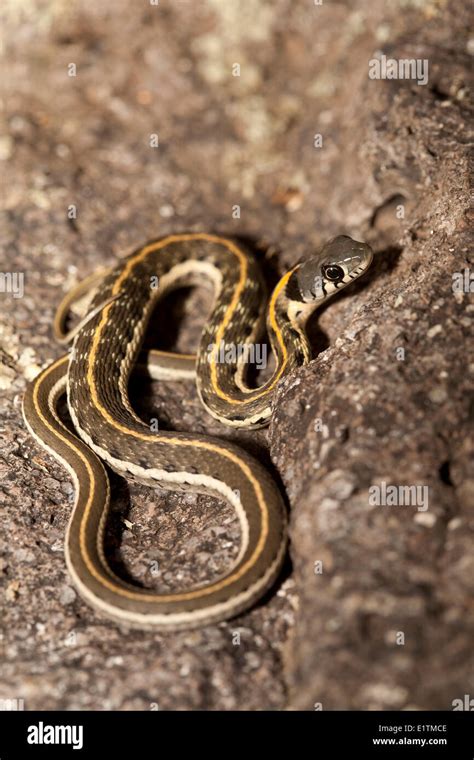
[293,235,373,303]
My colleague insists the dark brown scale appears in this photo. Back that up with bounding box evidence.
[285,271,307,303]
[69,234,310,452]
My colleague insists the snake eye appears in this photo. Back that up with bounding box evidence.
[322,264,345,282]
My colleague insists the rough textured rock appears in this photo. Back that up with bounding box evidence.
[0,0,472,710]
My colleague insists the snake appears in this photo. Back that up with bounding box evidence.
[22,232,373,630]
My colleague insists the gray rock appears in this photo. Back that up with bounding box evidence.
[1,0,471,711]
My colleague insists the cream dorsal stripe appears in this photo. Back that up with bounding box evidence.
[23,233,373,629]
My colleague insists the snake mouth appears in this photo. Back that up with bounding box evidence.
[294,235,374,301]
[345,250,373,276]
[344,244,374,277]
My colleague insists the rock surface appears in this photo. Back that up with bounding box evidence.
[0,0,472,710]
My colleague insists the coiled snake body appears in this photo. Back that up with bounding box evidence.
[22,232,373,630]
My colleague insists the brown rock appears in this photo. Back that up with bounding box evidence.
[1,0,472,710]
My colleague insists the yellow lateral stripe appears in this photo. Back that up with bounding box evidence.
[209,266,297,404]
[32,356,270,602]
[208,241,248,401]
[208,263,297,405]
[79,234,270,600]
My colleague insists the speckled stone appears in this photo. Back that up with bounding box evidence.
[0,0,472,711]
